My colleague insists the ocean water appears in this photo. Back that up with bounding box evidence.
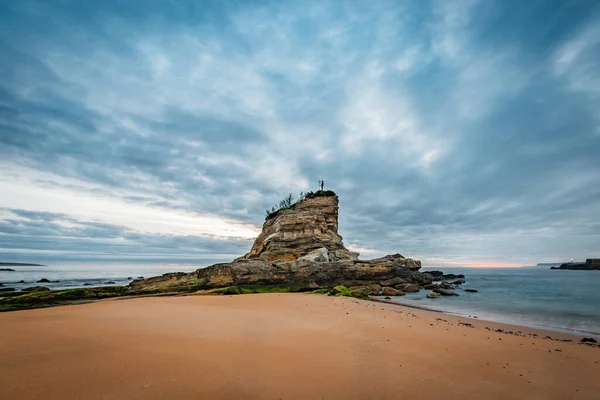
[386,267,600,338]
[2,263,599,337]
[0,261,202,291]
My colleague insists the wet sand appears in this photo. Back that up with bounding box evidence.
[1,293,598,399]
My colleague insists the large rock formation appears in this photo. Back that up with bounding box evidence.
[241,195,358,262]
[129,192,431,294]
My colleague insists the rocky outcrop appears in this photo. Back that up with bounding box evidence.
[129,193,433,295]
[240,195,358,263]
[551,259,600,271]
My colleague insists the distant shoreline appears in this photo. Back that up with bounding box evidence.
[0,262,46,267]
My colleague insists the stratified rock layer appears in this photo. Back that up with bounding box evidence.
[129,194,431,294]
[241,195,358,263]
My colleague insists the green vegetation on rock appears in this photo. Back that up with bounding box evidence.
[0,286,128,312]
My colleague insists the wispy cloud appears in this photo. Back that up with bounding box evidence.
[1,0,599,265]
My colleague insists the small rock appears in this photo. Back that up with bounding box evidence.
[83,283,93,286]
[432,288,459,296]
[464,288,478,293]
[450,279,465,285]
[0,287,16,292]
[18,280,25,283]
[394,283,420,293]
[382,287,405,296]
[581,337,598,344]
[103,281,116,285]
[37,278,51,283]
[427,292,441,299]
[127,277,133,280]
[384,296,391,299]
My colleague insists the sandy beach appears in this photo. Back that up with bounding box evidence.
[1,293,598,400]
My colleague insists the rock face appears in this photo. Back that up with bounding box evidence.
[241,195,358,263]
[129,193,430,294]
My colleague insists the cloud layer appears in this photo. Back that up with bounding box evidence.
[1,0,599,266]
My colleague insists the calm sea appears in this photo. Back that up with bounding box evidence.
[2,263,599,337]
[391,267,600,338]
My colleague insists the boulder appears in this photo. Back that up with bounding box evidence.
[349,286,370,298]
[18,280,25,283]
[438,281,456,290]
[84,283,93,286]
[21,286,50,293]
[381,287,405,296]
[37,278,51,283]
[450,279,465,285]
[348,286,371,297]
[367,283,381,295]
[423,283,438,290]
[298,247,330,262]
[581,337,597,344]
[395,283,420,293]
[464,288,478,293]
[0,287,16,292]
[103,281,116,285]
[427,292,441,298]
[433,288,459,296]
[423,270,444,277]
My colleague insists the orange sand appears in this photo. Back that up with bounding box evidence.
[0,293,598,399]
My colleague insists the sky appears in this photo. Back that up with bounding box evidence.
[1,0,599,268]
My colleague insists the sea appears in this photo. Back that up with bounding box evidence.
[1,262,599,338]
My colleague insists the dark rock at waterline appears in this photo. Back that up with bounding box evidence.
[37,278,51,283]
[581,337,597,344]
[394,283,420,293]
[84,283,93,286]
[0,268,15,271]
[0,283,3,286]
[464,288,478,293]
[103,281,116,285]
[423,270,444,277]
[438,281,456,290]
[127,277,133,280]
[0,287,16,292]
[18,280,25,283]
[21,286,50,293]
[427,292,441,299]
[450,279,465,285]
[433,288,459,296]
[442,274,465,280]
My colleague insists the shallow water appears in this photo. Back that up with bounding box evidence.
[385,267,600,337]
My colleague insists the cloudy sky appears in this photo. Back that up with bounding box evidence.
[1,0,599,267]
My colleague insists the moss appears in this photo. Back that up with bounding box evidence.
[329,285,368,299]
[310,288,331,295]
[0,286,129,312]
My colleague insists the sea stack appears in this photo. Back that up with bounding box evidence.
[241,194,359,263]
[129,191,432,294]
